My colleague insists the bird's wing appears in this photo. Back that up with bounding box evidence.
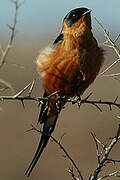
[37,91,48,124]
[53,33,64,46]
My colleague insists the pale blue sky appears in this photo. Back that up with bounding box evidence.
[0,0,120,44]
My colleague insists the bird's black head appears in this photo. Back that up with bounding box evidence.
[64,8,91,27]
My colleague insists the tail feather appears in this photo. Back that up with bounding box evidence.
[25,133,50,177]
[25,92,59,177]
[25,91,65,177]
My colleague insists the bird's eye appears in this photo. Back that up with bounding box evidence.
[72,13,77,18]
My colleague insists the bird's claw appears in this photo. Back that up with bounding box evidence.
[72,96,82,108]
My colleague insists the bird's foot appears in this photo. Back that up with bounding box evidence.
[56,96,65,113]
[72,96,82,108]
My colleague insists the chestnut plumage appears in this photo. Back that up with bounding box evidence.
[25,7,104,177]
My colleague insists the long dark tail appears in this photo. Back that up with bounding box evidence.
[25,92,59,177]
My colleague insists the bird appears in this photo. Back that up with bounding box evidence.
[25,7,104,177]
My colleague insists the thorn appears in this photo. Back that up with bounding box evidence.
[21,99,25,109]
[59,133,66,143]
[109,104,112,111]
[25,127,34,133]
[85,92,93,100]
[114,33,120,43]
[28,79,36,96]
[114,96,118,103]
[107,31,109,36]
[7,24,13,30]
[63,155,67,158]
[78,101,82,108]
[93,103,102,112]
[25,124,39,133]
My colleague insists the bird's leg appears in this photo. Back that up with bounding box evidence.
[76,95,82,108]
[56,95,65,113]
[72,95,81,108]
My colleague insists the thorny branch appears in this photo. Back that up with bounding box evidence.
[29,124,120,180]
[89,125,120,180]
[0,84,120,113]
[30,125,84,180]
[0,0,20,92]
[0,79,14,93]
[95,18,120,77]
[68,167,80,180]
[0,0,20,68]
[98,171,120,180]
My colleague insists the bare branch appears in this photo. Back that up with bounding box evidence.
[69,95,120,112]
[95,18,120,59]
[91,132,101,164]
[68,167,80,180]
[99,59,120,76]
[98,170,120,180]
[89,125,120,180]
[30,125,84,180]
[107,158,120,163]
[101,72,120,77]
[0,0,20,68]
[0,43,4,55]
[0,87,120,112]
[114,33,120,43]
[28,79,36,96]
[13,81,34,98]
[0,79,14,93]
[95,18,120,76]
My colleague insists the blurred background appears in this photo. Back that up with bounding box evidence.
[0,0,120,180]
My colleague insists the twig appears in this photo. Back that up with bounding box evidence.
[1,89,120,112]
[0,79,14,93]
[107,158,120,163]
[91,132,101,164]
[91,132,105,149]
[69,95,120,112]
[114,33,120,43]
[95,18,120,76]
[68,167,80,180]
[101,72,120,77]
[28,79,36,96]
[98,170,120,180]
[13,80,34,98]
[99,59,120,76]
[89,124,120,180]
[30,125,84,180]
[0,0,19,68]
[91,132,107,159]
[95,18,120,59]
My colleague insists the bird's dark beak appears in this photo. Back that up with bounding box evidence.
[83,9,92,16]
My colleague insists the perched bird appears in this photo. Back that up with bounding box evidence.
[25,7,104,177]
